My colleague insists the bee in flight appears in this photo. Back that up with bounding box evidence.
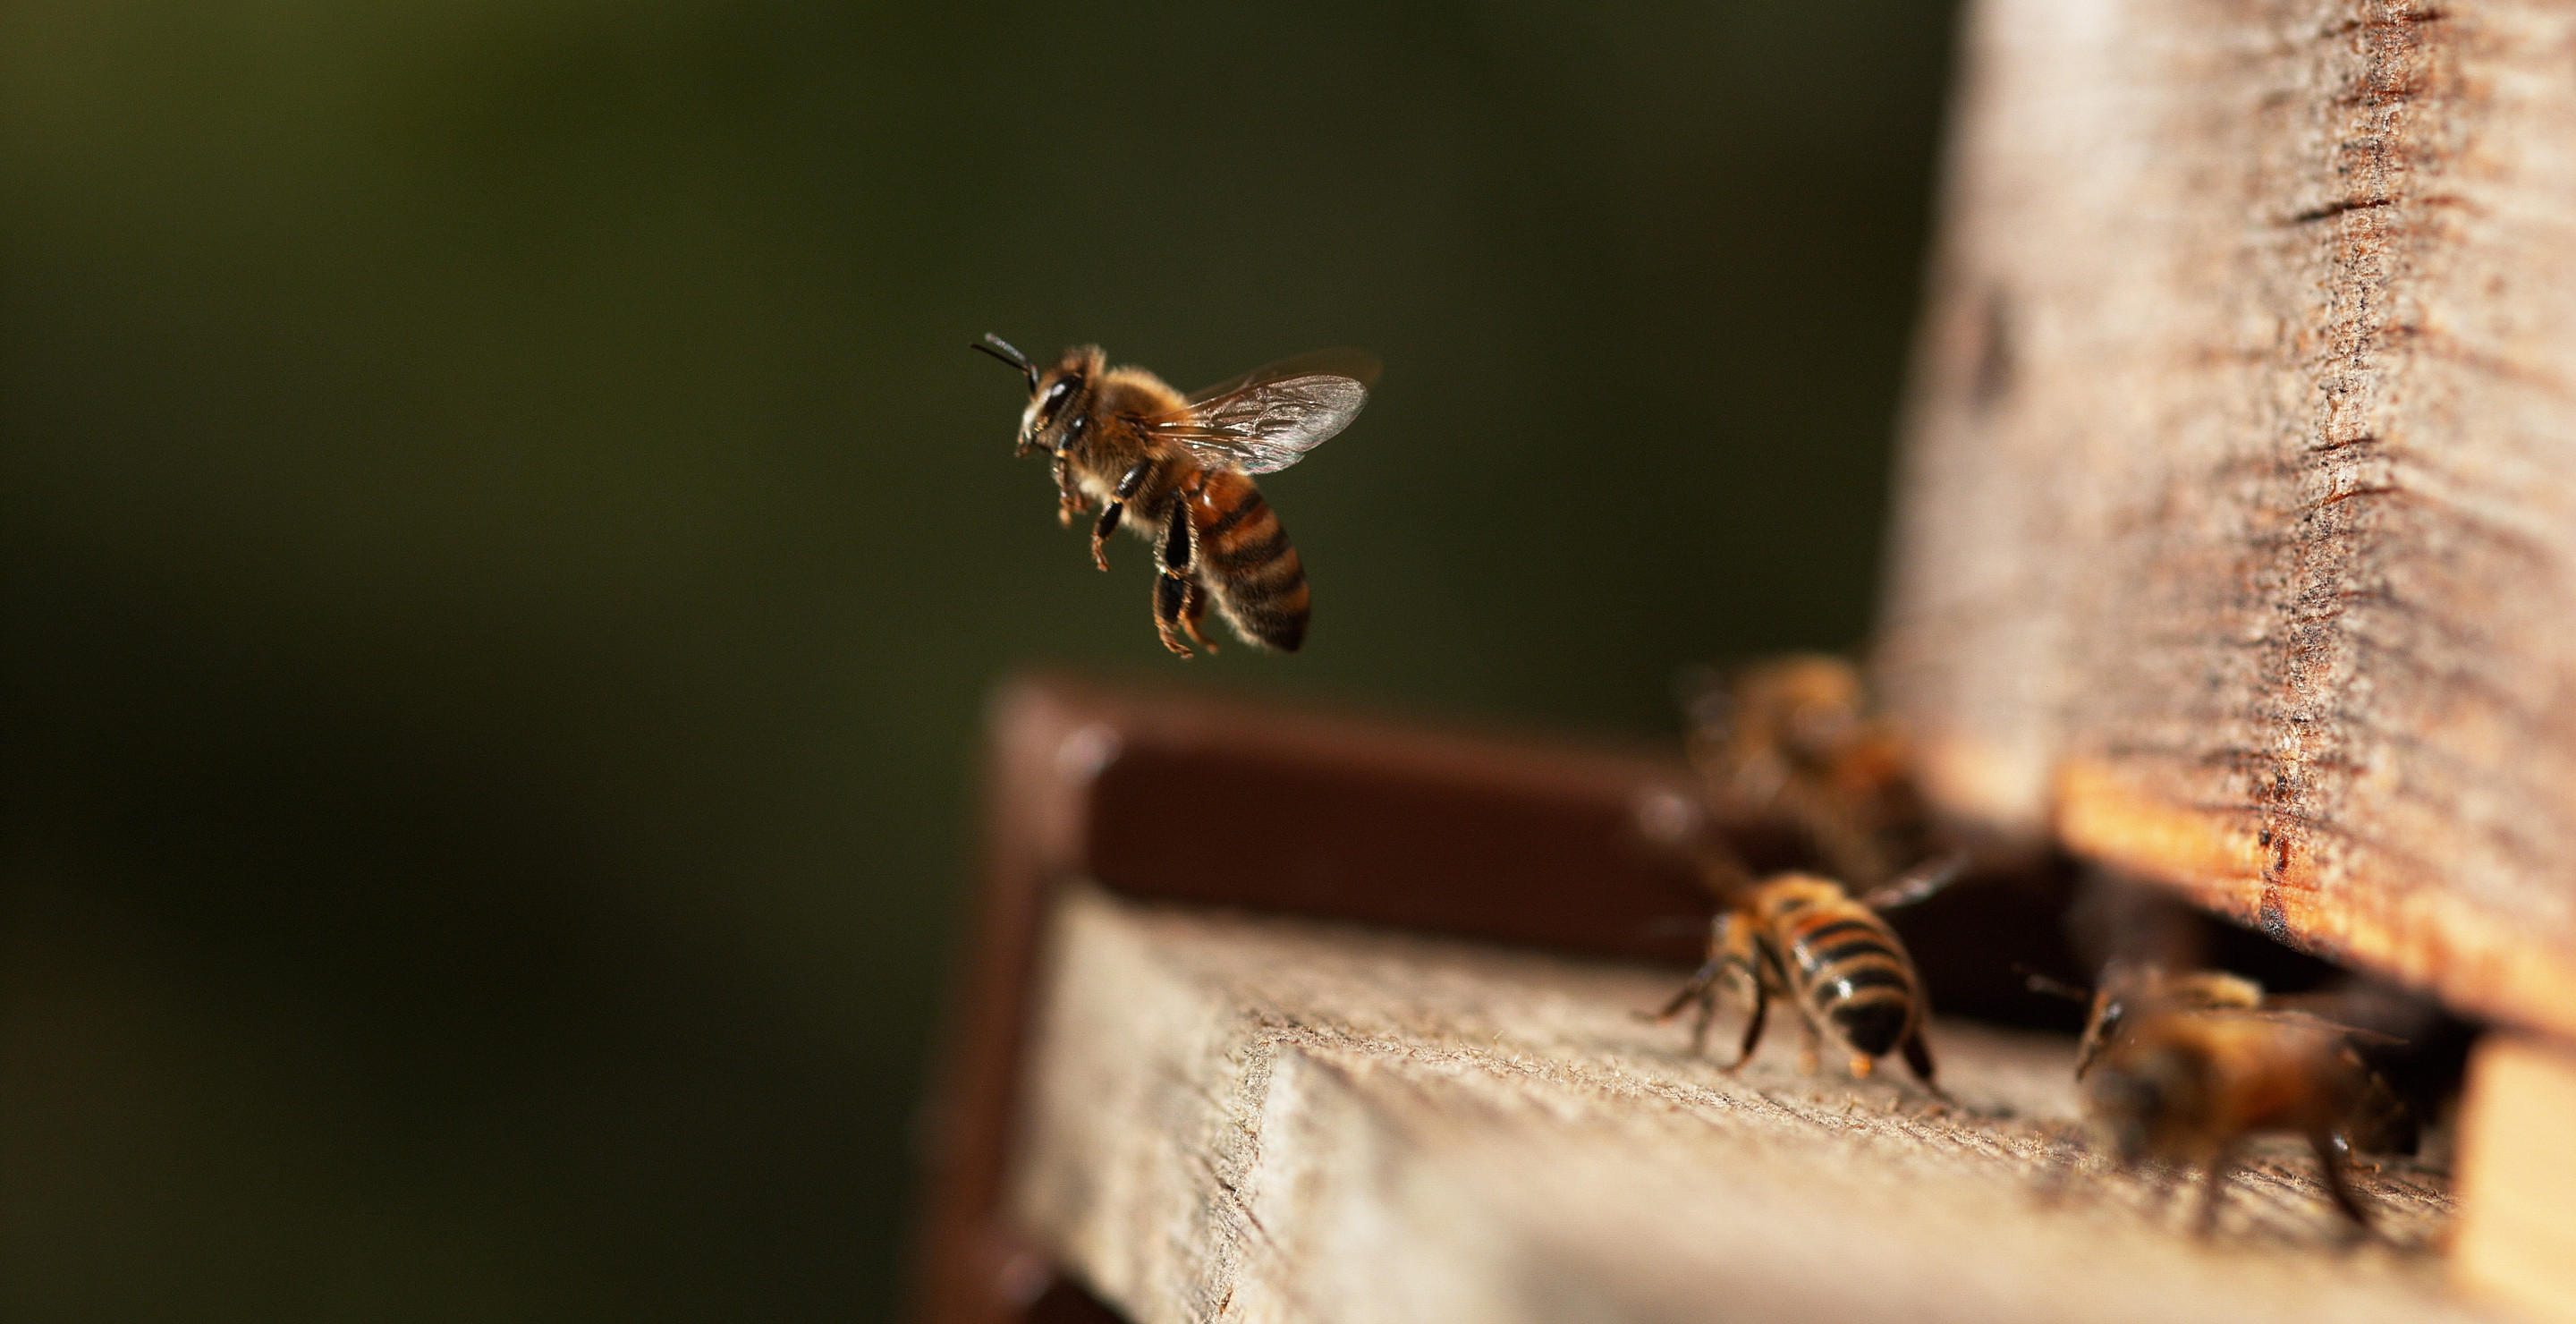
[1679,653,1931,892]
[971,335,1378,657]
[1639,657,1963,1091]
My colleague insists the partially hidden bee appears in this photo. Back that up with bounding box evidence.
[972,335,1378,657]
[1681,654,1930,891]
[2062,964,2415,1234]
[2071,963,2263,1082]
[2083,1006,2408,1234]
[1642,852,1961,1091]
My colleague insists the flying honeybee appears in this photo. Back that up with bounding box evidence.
[972,335,1378,657]
[1680,654,1931,891]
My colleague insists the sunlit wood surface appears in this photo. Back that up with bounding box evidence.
[1009,887,2470,1324]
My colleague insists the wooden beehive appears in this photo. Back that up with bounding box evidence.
[1883,0,2576,1044]
[1880,4,2576,1312]
[918,3,2576,1320]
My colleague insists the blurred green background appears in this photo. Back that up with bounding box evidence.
[2,1,1956,1318]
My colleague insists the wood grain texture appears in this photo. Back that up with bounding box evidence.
[1880,0,2576,1034]
[1010,886,2465,1324]
[913,675,1710,1323]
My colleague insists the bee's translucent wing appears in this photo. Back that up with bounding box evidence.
[1856,852,1970,912]
[2198,1008,2409,1046]
[1142,348,1380,475]
[1182,348,1383,408]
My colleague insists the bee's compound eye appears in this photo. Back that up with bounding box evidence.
[1041,378,1077,414]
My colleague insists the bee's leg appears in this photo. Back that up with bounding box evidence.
[1153,574,1193,658]
[1724,976,1769,1072]
[2142,1158,2187,1224]
[1638,912,1741,1056]
[1091,460,1157,572]
[2310,1129,2377,1236]
[1150,498,1199,658]
[1054,451,1089,528]
[1644,958,1721,1018]
[1645,955,1724,1049]
[1642,916,1731,1056]
[1087,501,1118,555]
[1901,1024,1948,1099]
[1178,579,1218,654]
[2193,1146,2242,1237]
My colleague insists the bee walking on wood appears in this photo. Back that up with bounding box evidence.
[2082,1006,2405,1235]
[971,335,1377,658]
[1634,791,1962,1091]
[2033,963,2415,1234]
[2065,963,2265,1082]
[1647,864,1959,1090]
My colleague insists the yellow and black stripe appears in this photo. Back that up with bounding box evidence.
[1777,903,1920,1057]
[1190,468,1309,652]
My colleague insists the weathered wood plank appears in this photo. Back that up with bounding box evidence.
[2452,1034,2576,1320]
[1880,0,2576,1035]
[913,676,1710,1324]
[1010,886,2466,1324]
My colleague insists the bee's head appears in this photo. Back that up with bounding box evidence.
[2074,989,2126,1080]
[972,335,1101,458]
[2072,960,2207,1080]
[1746,654,1868,766]
[2081,1030,2210,1162]
[1750,873,1846,922]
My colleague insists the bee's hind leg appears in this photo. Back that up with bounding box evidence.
[2310,1129,2377,1239]
[2193,1146,2243,1237]
[1153,575,1194,658]
[1901,1025,1950,1099]
[1725,976,1770,1071]
[1178,580,1218,654]
[1792,1004,1825,1075]
[1150,498,1200,658]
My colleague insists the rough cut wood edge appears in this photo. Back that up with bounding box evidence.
[2451,1034,2576,1322]
[2055,758,2576,1034]
[1011,885,2468,1324]
[913,674,1708,1323]
[1877,0,2576,1037]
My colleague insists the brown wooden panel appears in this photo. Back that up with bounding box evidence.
[909,674,1707,1324]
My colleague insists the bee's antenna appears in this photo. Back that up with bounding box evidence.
[2016,964,2091,1002]
[971,334,1040,389]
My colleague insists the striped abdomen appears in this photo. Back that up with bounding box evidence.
[1185,466,1309,651]
[1776,899,1921,1057]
